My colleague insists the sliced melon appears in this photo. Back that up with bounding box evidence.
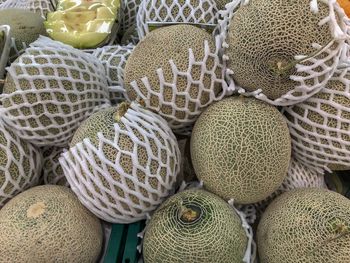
[44,7,115,49]
[57,0,120,14]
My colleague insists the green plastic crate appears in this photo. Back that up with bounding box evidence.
[104,221,145,263]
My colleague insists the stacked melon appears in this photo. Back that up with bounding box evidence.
[0,0,349,262]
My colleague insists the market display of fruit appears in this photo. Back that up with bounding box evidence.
[0,0,349,262]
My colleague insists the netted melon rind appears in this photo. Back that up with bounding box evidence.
[0,119,42,208]
[216,0,349,106]
[257,188,350,263]
[42,146,69,187]
[253,157,325,215]
[0,185,103,262]
[124,24,229,134]
[136,0,218,40]
[143,189,253,263]
[0,36,110,147]
[190,96,291,204]
[59,102,181,224]
[92,44,134,105]
[120,0,142,33]
[282,66,350,173]
[0,0,55,19]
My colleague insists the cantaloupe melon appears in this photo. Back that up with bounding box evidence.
[0,36,110,146]
[0,185,103,262]
[191,96,291,204]
[0,119,42,208]
[60,102,181,223]
[225,0,340,101]
[0,9,47,61]
[282,69,350,172]
[257,188,350,263]
[124,24,224,130]
[143,189,249,263]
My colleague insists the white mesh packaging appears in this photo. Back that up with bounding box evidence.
[282,66,350,173]
[254,157,325,215]
[216,0,349,106]
[92,44,134,105]
[42,146,69,187]
[0,0,54,19]
[124,24,229,135]
[0,36,111,147]
[0,119,42,208]
[59,102,181,224]
[136,0,219,40]
[120,0,142,33]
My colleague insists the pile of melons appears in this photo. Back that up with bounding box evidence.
[0,0,349,262]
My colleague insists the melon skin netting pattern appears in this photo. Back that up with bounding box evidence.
[216,0,349,106]
[0,119,42,208]
[60,102,181,224]
[282,65,350,173]
[0,36,111,147]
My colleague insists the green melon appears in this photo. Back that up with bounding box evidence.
[257,188,350,263]
[225,0,335,100]
[191,96,291,204]
[0,9,47,61]
[0,185,103,262]
[143,189,248,263]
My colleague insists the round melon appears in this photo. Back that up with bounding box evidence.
[0,119,42,208]
[0,185,103,262]
[225,0,342,101]
[214,0,230,10]
[1,36,110,146]
[257,188,350,263]
[60,102,181,223]
[42,146,69,187]
[120,0,142,33]
[191,96,291,204]
[282,69,350,171]
[0,0,55,18]
[0,9,47,61]
[124,24,224,131]
[143,189,249,263]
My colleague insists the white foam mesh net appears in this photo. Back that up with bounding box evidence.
[59,102,181,224]
[282,66,350,173]
[0,36,111,147]
[0,120,42,208]
[92,44,134,105]
[120,0,142,33]
[128,40,229,135]
[215,0,349,106]
[253,157,326,215]
[42,146,69,187]
[136,0,218,40]
[0,0,55,19]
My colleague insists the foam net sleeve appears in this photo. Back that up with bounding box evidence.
[127,40,229,135]
[136,0,218,40]
[0,36,111,147]
[253,156,326,215]
[216,0,349,106]
[59,102,181,224]
[42,146,69,187]
[282,66,350,173]
[0,120,42,208]
[0,0,54,19]
[120,0,142,33]
[92,44,134,105]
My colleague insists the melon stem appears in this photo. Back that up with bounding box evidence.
[114,101,131,122]
[179,205,200,223]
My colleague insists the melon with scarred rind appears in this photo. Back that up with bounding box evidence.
[0,185,103,262]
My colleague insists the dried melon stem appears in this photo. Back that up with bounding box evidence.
[114,101,131,122]
[178,204,202,223]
